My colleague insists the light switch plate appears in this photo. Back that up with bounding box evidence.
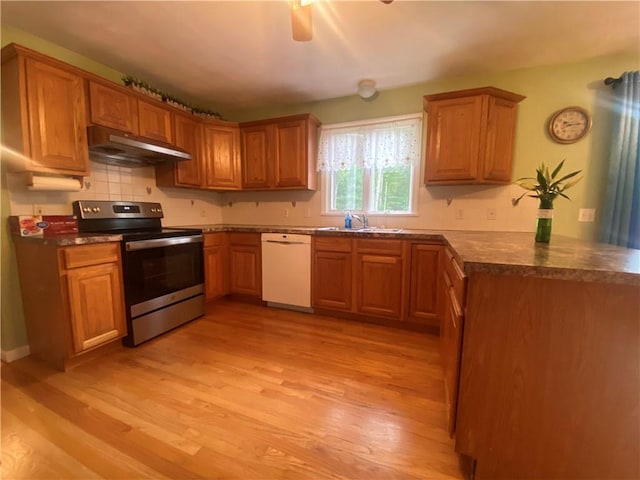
[578,208,596,222]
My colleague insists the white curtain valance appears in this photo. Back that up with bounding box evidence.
[317,115,422,172]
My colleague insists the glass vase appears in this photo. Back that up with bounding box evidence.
[535,199,554,243]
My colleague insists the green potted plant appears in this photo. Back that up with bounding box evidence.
[512,159,582,243]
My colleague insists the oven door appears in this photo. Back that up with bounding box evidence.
[123,235,204,318]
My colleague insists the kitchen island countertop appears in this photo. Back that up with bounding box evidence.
[16,225,639,286]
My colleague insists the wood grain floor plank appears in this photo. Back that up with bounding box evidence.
[1,300,464,479]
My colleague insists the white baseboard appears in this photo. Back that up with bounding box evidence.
[1,345,30,363]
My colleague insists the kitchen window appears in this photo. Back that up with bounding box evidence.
[318,113,422,215]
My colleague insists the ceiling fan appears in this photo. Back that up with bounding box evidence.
[291,0,394,42]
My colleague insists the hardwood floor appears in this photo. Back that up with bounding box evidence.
[1,300,464,479]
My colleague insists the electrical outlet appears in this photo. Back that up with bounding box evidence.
[578,208,595,222]
[200,209,207,217]
[283,208,289,218]
[487,208,496,220]
[455,208,464,220]
[305,208,311,218]
[33,204,44,215]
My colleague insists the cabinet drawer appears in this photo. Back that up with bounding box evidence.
[444,248,466,306]
[355,238,403,255]
[61,243,120,269]
[228,232,260,247]
[314,236,352,253]
[204,232,227,248]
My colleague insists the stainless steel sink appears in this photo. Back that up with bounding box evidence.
[315,226,403,233]
[354,227,404,233]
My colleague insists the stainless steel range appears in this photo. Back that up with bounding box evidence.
[73,200,204,347]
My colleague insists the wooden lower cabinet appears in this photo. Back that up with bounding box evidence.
[312,237,353,311]
[440,248,467,437]
[355,240,407,320]
[313,237,441,326]
[203,233,228,300]
[456,273,639,479]
[13,241,126,370]
[227,233,261,297]
[408,243,442,326]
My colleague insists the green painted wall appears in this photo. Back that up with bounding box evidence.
[228,51,639,243]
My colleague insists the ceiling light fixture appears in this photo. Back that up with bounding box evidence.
[357,79,378,100]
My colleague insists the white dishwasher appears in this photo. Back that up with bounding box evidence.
[261,233,312,311]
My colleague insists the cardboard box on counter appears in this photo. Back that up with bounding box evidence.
[9,215,78,237]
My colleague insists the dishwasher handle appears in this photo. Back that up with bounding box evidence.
[265,240,306,245]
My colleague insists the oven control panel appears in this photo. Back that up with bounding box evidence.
[73,201,163,219]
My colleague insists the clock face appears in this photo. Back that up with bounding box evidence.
[549,107,592,144]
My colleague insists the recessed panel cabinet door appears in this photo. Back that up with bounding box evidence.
[228,245,261,296]
[312,251,352,311]
[88,81,138,134]
[138,100,173,144]
[174,113,203,187]
[274,120,306,188]
[356,253,404,319]
[25,58,89,175]
[425,95,483,182]
[241,125,271,188]
[409,244,441,326]
[66,263,126,354]
[204,124,241,189]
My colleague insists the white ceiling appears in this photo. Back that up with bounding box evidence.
[2,1,639,114]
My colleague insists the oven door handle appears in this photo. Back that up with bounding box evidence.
[125,234,203,251]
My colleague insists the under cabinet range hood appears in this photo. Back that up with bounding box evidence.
[87,125,192,168]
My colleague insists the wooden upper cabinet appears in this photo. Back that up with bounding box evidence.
[1,46,90,176]
[173,113,203,187]
[241,124,271,188]
[203,121,241,190]
[240,114,320,190]
[424,87,525,185]
[88,80,138,134]
[138,99,173,144]
[89,81,175,144]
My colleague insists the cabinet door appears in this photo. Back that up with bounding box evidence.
[174,113,203,187]
[241,125,271,188]
[203,123,241,189]
[88,81,138,134]
[204,234,228,300]
[66,262,126,354]
[228,245,261,296]
[442,282,464,437]
[424,95,484,183]
[273,119,306,188]
[355,253,404,319]
[408,244,441,326]
[312,251,352,311]
[24,58,89,175]
[482,96,519,182]
[138,100,173,143]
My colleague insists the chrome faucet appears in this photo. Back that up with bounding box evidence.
[351,213,368,228]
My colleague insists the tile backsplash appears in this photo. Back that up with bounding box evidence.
[7,161,224,226]
[7,161,537,232]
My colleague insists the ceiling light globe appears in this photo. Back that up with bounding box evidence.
[357,79,377,99]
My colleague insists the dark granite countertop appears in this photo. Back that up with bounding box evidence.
[15,225,639,286]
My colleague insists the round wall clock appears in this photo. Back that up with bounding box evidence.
[548,106,592,144]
